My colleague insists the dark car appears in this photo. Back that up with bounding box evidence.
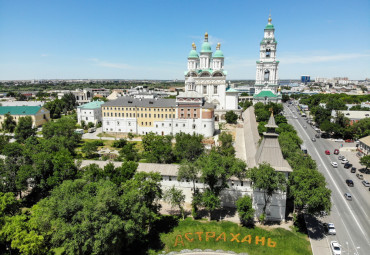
[346,179,354,187]
[344,163,353,169]
[351,167,356,173]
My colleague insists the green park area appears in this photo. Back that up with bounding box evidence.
[153,218,312,255]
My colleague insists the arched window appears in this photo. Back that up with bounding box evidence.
[266,49,271,58]
[264,70,270,81]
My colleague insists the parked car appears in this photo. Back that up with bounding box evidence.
[359,168,370,174]
[344,163,352,169]
[334,149,339,155]
[338,155,344,160]
[346,179,354,187]
[350,167,356,173]
[311,137,316,142]
[334,138,344,142]
[88,127,96,133]
[341,159,349,164]
[330,241,341,255]
[356,174,364,180]
[344,193,352,200]
[325,150,331,155]
[362,180,370,187]
[331,162,338,168]
[315,133,320,138]
[324,223,336,235]
[345,139,353,143]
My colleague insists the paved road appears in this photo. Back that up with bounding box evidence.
[284,103,370,255]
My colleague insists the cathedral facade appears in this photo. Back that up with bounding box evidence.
[184,33,241,121]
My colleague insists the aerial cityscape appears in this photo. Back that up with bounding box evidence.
[0,1,369,255]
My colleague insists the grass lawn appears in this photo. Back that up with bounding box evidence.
[154,218,311,255]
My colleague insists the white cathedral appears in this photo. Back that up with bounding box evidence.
[253,15,282,104]
[184,32,241,121]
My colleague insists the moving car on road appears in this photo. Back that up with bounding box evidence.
[344,193,352,201]
[356,174,364,180]
[311,137,316,142]
[351,167,356,173]
[341,158,349,164]
[325,150,331,155]
[330,241,341,255]
[338,155,344,160]
[331,162,338,168]
[334,149,339,155]
[346,179,354,187]
[344,163,352,169]
[324,223,336,235]
[362,180,370,187]
[315,133,320,138]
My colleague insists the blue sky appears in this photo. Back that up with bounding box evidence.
[0,0,369,80]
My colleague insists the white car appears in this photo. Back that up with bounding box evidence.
[341,159,349,164]
[331,162,338,168]
[330,241,341,255]
[334,138,344,142]
[325,223,336,235]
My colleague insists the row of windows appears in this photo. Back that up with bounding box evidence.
[103,107,175,112]
[104,112,176,118]
[163,176,244,186]
[202,85,218,94]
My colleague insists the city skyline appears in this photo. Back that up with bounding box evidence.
[0,0,369,80]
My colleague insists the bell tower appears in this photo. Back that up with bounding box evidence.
[255,15,280,94]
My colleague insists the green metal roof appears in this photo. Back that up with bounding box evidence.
[213,49,224,58]
[226,87,238,92]
[78,101,105,109]
[188,49,199,58]
[200,42,212,53]
[253,90,278,98]
[0,106,42,115]
[265,24,275,30]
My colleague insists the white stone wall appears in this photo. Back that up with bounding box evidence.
[225,93,239,110]
[77,108,102,125]
[102,117,214,137]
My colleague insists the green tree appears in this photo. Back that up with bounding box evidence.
[177,160,200,217]
[196,149,247,218]
[0,135,9,154]
[236,195,255,227]
[119,143,139,161]
[289,167,332,215]
[225,111,238,124]
[217,132,235,156]
[360,155,370,170]
[31,179,127,254]
[163,186,185,219]
[81,141,98,158]
[173,132,204,162]
[142,132,173,163]
[112,138,127,148]
[14,116,36,142]
[248,163,286,219]
[2,113,16,133]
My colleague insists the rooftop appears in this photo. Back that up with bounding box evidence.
[78,101,105,109]
[0,106,43,115]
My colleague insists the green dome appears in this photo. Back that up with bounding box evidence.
[188,49,199,58]
[265,24,274,30]
[201,42,212,53]
[213,49,224,58]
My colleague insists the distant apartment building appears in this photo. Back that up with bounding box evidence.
[0,106,50,128]
[101,93,215,137]
[77,101,105,125]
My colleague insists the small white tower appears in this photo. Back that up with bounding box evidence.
[187,42,199,71]
[212,43,224,70]
[255,15,279,94]
[199,32,212,69]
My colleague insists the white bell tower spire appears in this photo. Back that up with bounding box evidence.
[254,15,280,94]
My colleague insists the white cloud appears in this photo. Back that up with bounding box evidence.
[279,53,370,64]
[89,58,132,69]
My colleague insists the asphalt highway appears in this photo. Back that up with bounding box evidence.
[284,103,370,255]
